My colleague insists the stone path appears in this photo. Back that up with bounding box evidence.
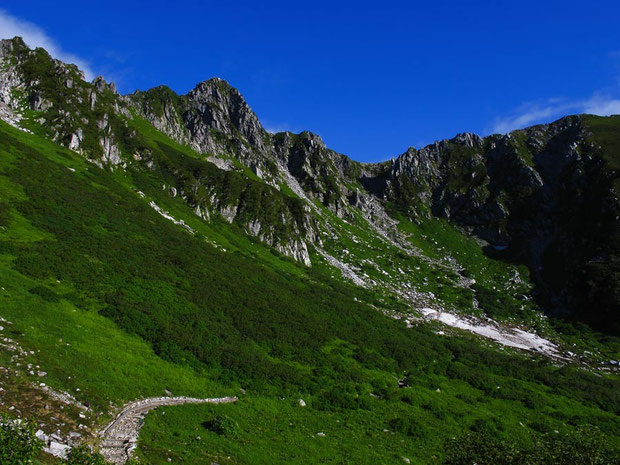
[99,396,238,464]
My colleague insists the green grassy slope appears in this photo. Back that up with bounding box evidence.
[0,119,619,464]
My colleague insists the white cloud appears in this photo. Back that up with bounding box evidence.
[582,95,620,116]
[0,9,94,80]
[263,122,297,134]
[488,94,620,135]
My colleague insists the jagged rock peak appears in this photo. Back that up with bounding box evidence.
[192,76,234,92]
[188,77,248,106]
[92,75,117,95]
[298,131,326,148]
[0,36,86,82]
[452,132,483,147]
[0,36,27,56]
[185,76,266,148]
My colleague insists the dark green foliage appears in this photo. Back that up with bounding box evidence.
[442,142,488,194]
[203,414,239,436]
[531,119,620,334]
[388,416,428,438]
[382,115,620,335]
[60,446,108,465]
[443,427,620,465]
[29,284,60,302]
[472,283,525,319]
[571,115,620,334]
[584,114,620,171]
[137,85,184,118]
[5,35,619,339]
[421,401,447,420]
[0,201,10,227]
[0,115,619,463]
[140,137,310,247]
[390,174,428,217]
[3,120,618,418]
[1,37,619,465]
[314,385,369,411]
[469,417,504,436]
[0,413,42,465]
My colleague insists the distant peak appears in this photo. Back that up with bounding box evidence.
[91,75,117,94]
[0,36,26,47]
[0,36,28,57]
[193,77,234,92]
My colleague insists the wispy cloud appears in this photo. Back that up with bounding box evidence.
[0,9,95,80]
[263,121,298,134]
[488,94,620,135]
[582,95,620,115]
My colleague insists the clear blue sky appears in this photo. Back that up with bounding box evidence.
[2,0,620,162]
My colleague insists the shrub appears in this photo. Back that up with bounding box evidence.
[60,446,108,465]
[388,416,428,438]
[0,413,42,465]
[29,284,61,302]
[421,401,447,420]
[442,427,620,465]
[60,446,107,465]
[0,201,10,227]
[203,414,239,436]
[469,417,504,436]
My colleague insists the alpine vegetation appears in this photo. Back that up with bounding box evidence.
[0,36,618,464]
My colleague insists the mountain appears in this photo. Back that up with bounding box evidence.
[2,37,617,333]
[0,36,619,464]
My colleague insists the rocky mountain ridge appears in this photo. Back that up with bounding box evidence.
[0,36,618,333]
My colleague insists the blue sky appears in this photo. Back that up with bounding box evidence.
[1,1,620,162]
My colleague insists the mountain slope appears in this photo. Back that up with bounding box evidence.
[0,36,619,464]
[2,36,617,334]
[1,116,618,464]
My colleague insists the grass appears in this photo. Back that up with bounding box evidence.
[135,362,620,465]
[0,256,229,412]
[0,115,618,465]
[583,114,620,171]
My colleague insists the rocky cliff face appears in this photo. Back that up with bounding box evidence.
[0,36,618,333]
[0,38,319,264]
[0,37,128,165]
[366,116,619,332]
[130,78,363,217]
[130,80,271,174]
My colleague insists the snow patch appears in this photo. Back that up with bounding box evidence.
[416,308,563,358]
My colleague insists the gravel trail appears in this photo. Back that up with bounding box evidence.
[99,396,238,464]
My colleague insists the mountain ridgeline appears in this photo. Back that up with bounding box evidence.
[0,36,618,334]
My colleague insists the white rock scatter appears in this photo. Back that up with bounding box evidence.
[36,430,73,459]
[316,248,367,287]
[38,384,90,411]
[148,201,195,234]
[99,396,238,464]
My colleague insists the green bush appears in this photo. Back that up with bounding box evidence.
[443,427,620,465]
[0,413,42,465]
[203,414,239,436]
[0,201,10,227]
[29,284,61,302]
[388,416,428,438]
[469,417,504,436]
[60,445,108,465]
